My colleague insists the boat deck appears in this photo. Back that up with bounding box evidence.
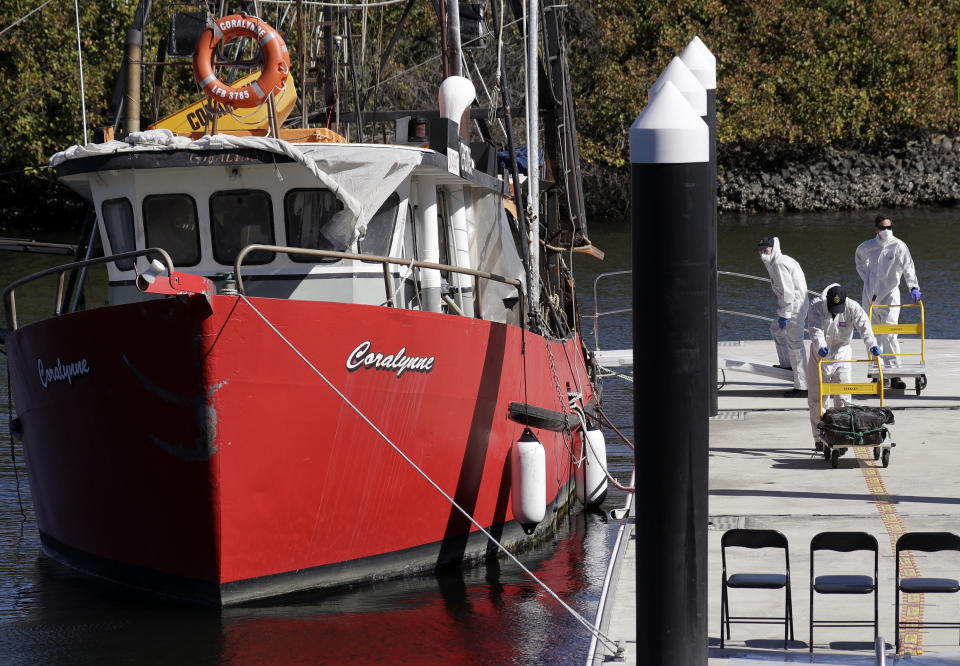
[591,338,960,664]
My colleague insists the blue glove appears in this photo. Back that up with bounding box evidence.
[777,316,788,329]
[818,347,829,358]
[870,345,882,356]
[911,287,922,302]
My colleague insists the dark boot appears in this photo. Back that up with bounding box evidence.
[890,377,907,390]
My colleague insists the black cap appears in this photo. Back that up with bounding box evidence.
[757,237,774,250]
[826,285,847,314]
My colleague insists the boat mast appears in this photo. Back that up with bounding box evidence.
[444,0,462,77]
[441,0,474,315]
[118,0,152,135]
[524,0,540,326]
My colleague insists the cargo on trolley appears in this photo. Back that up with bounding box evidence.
[815,357,896,468]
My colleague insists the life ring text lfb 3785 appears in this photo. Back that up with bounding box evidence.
[192,14,291,109]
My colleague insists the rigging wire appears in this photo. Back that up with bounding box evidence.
[238,293,622,656]
[0,0,56,38]
[368,16,522,94]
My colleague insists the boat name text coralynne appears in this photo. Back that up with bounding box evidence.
[37,357,91,388]
[345,341,436,377]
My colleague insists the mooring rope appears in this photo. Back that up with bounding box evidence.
[569,404,634,493]
[238,295,622,656]
[597,363,633,383]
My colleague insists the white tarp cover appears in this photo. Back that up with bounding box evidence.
[50,129,423,249]
[468,189,527,325]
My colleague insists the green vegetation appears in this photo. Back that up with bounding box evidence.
[2,0,959,224]
[568,1,960,167]
[0,0,197,227]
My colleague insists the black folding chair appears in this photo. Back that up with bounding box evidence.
[809,531,878,652]
[721,528,794,649]
[895,532,960,652]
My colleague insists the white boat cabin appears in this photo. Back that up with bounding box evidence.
[53,133,526,326]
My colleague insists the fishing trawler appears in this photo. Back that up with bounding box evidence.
[2,0,608,605]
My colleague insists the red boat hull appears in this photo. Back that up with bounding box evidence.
[7,294,593,604]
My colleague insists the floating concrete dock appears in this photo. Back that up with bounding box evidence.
[590,338,960,664]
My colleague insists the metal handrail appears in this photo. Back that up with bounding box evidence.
[581,270,630,352]
[584,270,807,353]
[233,244,525,318]
[2,243,526,332]
[718,308,775,323]
[719,269,820,298]
[3,247,175,330]
[0,238,79,256]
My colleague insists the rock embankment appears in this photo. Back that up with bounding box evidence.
[718,132,960,213]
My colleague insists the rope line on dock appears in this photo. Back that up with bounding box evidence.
[596,364,633,383]
[238,295,622,655]
[856,446,924,656]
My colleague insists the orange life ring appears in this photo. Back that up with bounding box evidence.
[192,14,291,109]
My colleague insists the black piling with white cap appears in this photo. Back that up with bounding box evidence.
[649,56,707,117]
[681,36,718,417]
[631,80,710,664]
[648,55,712,419]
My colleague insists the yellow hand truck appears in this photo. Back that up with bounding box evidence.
[816,356,895,468]
[867,300,926,395]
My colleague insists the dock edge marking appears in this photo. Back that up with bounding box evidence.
[856,446,923,656]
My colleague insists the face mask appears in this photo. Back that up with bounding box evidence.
[760,252,773,264]
[878,229,892,240]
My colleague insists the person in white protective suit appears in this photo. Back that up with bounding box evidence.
[854,215,921,390]
[757,237,809,397]
[807,283,882,448]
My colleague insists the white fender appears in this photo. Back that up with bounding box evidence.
[583,423,608,506]
[511,428,546,527]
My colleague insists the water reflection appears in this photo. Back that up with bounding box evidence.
[0,510,612,665]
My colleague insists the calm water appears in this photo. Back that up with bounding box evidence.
[580,206,960,354]
[716,207,960,340]
[0,206,956,663]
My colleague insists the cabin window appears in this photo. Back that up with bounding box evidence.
[143,194,201,267]
[359,193,399,256]
[283,188,343,263]
[210,189,275,265]
[101,198,135,270]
